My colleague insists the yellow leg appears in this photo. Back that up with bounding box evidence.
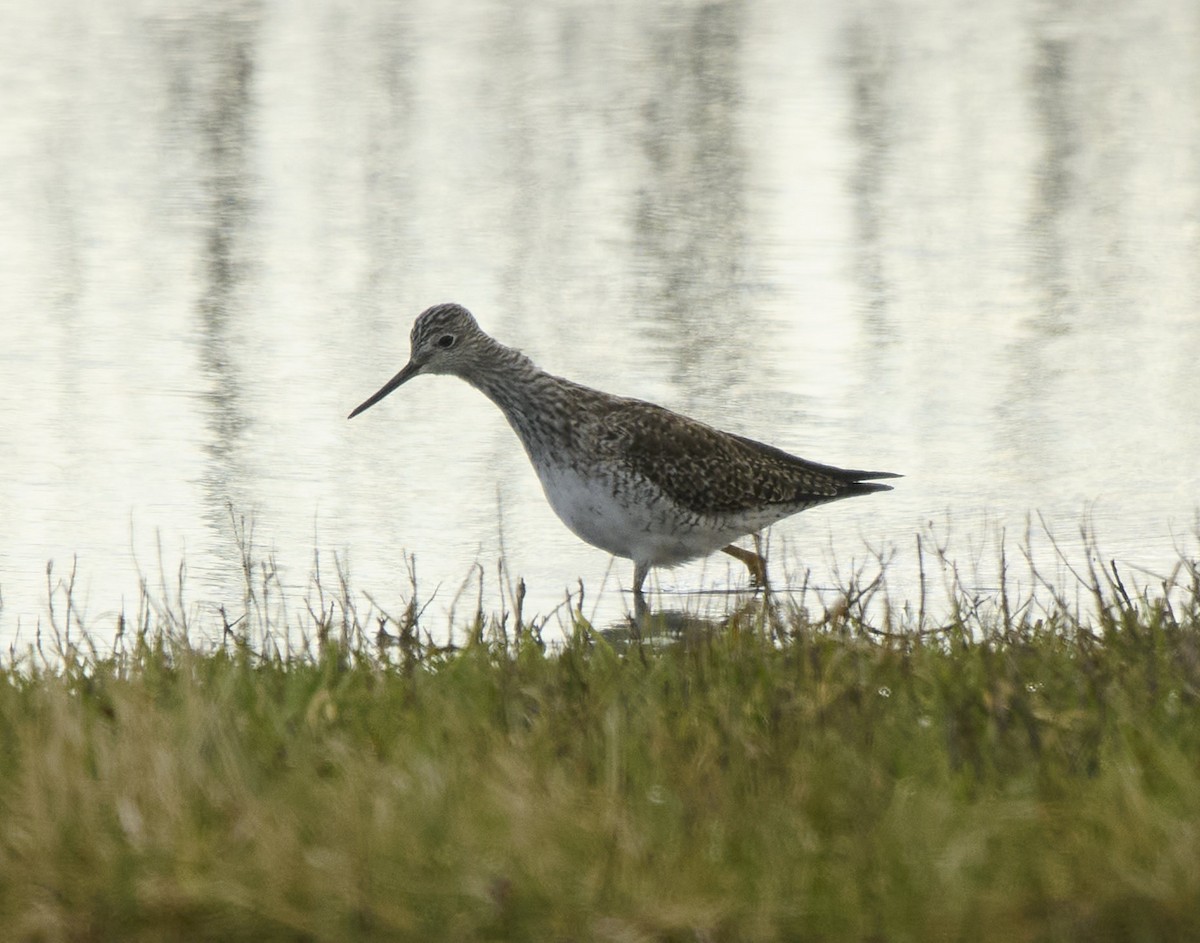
[721,536,769,590]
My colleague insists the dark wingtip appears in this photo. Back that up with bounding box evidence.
[844,469,901,496]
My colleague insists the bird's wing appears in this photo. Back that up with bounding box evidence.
[588,398,891,515]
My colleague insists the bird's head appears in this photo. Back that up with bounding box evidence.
[348,302,489,418]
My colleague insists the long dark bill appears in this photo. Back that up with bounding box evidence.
[348,360,421,419]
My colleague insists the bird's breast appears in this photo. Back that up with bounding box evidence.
[530,460,761,567]
[531,462,649,557]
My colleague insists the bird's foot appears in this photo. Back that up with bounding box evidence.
[721,541,770,593]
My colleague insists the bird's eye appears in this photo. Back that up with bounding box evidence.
[436,334,456,349]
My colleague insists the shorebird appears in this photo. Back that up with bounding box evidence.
[349,303,898,603]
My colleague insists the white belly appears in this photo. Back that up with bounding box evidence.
[533,461,753,567]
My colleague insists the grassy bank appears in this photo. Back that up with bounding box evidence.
[2,549,1199,941]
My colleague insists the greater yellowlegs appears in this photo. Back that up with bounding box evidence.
[349,303,899,602]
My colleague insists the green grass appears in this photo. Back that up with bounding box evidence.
[2,543,1199,941]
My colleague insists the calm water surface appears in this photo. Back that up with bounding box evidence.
[2,0,1198,642]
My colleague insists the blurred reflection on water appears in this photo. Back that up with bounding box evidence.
[1,0,1198,641]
